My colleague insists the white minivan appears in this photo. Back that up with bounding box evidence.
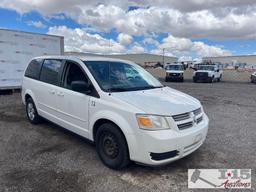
[22,56,209,169]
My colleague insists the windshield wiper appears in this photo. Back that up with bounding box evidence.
[108,85,164,92]
[132,85,164,91]
[108,88,130,92]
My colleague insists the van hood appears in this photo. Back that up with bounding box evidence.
[111,87,201,116]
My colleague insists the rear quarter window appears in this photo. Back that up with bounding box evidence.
[40,59,62,86]
[25,59,43,79]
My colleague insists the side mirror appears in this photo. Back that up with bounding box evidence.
[216,69,220,72]
[71,81,91,94]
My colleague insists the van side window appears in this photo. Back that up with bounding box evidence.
[40,59,62,86]
[63,62,89,91]
[25,59,43,79]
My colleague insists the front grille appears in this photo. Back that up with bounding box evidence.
[197,116,203,124]
[171,73,180,76]
[172,112,190,121]
[193,108,202,116]
[173,107,203,131]
[177,121,193,130]
[195,72,208,78]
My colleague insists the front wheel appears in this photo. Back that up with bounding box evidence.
[209,76,214,83]
[96,123,130,169]
[218,75,222,82]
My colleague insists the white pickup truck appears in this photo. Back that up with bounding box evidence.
[193,65,223,83]
[251,71,256,83]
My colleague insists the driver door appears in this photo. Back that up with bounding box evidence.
[215,68,221,79]
[56,60,90,138]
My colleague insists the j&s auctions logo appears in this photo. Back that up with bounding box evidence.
[188,169,251,189]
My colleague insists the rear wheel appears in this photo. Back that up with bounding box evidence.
[26,97,42,124]
[96,123,130,169]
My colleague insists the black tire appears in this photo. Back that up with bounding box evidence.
[165,77,169,82]
[180,78,184,82]
[95,123,130,169]
[209,76,214,83]
[218,75,222,82]
[26,97,42,124]
[193,78,197,83]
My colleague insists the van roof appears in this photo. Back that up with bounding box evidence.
[33,55,133,64]
[166,63,183,66]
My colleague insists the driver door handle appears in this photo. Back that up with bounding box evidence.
[57,92,64,97]
[49,90,55,95]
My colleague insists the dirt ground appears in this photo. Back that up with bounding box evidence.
[0,81,255,192]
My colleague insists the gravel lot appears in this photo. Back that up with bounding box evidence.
[0,82,255,192]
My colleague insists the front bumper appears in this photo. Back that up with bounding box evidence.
[129,114,209,166]
[194,76,212,82]
[166,73,183,81]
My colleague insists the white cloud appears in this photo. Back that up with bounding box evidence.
[117,33,133,45]
[47,26,231,58]
[130,43,145,53]
[26,20,47,28]
[151,35,231,57]
[48,26,126,54]
[2,1,243,58]
[143,37,159,46]
[1,1,256,39]
[192,42,232,57]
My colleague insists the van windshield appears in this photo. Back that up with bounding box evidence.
[84,61,163,92]
[198,65,215,71]
[166,65,184,70]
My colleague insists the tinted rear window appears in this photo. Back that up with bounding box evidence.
[25,59,43,79]
[40,59,62,86]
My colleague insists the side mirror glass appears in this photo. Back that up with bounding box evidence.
[71,81,91,94]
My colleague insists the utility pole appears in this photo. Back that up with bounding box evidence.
[162,48,165,66]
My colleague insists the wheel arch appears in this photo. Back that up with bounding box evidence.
[92,118,132,158]
[23,90,38,109]
[92,118,127,143]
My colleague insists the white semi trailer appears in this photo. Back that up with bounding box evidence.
[0,29,64,90]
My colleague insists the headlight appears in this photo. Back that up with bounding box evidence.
[136,114,170,130]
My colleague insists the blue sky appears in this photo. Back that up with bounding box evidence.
[0,1,256,59]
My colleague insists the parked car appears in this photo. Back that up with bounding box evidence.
[193,64,223,83]
[22,56,209,169]
[251,72,256,83]
[165,64,185,82]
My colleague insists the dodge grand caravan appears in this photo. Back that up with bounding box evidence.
[22,56,209,169]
